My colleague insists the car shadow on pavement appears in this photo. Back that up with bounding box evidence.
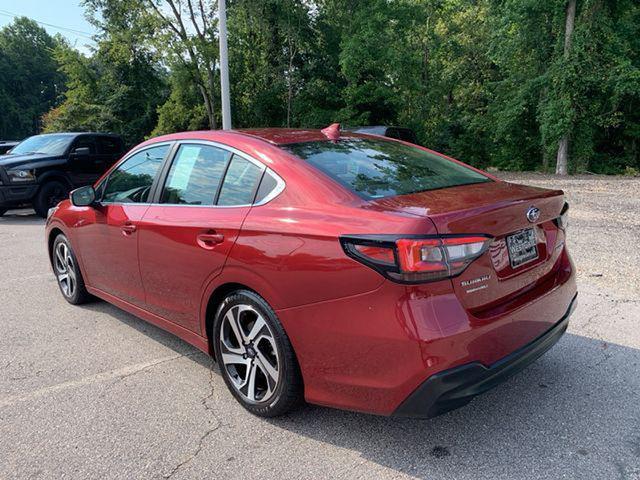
[79,301,213,370]
[264,333,640,479]
[77,299,639,479]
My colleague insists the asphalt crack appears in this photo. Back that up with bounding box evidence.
[163,361,223,479]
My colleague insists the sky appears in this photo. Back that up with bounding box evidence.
[0,0,97,53]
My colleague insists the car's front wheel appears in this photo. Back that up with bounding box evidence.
[52,234,91,305]
[34,181,68,218]
[213,290,303,417]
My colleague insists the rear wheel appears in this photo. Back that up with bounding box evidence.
[34,180,68,218]
[0,208,6,217]
[52,234,91,305]
[213,290,303,417]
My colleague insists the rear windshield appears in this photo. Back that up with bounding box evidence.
[284,139,491,199]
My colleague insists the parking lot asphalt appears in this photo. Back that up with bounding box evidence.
[1,173,639,480]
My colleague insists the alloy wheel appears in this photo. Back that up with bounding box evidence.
[54,242,76,298]
[219,304,280,403]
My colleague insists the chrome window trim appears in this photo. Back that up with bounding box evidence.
[100,139,286,208]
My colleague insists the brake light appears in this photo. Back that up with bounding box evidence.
[341,234,492,284]
[353,244,396,265]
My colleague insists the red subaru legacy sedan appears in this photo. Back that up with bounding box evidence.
[45,125,576,418]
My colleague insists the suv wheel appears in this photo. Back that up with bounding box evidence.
[52,234,91,305]
[34,180,68,218]
[213,290,303,417]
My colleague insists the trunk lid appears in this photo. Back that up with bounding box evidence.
[369,180,567,311]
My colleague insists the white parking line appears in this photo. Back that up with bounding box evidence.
[6,273,51,282]
[0,354,187,408]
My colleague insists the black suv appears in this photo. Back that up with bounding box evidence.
[346,126,419,144]
[0,141,19,155]
[0,133,125,217]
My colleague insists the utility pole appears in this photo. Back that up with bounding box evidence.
[219,0,232,130]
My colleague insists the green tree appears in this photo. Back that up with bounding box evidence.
[226,0,315,128]
[152,66,209,136]
[43,1,167,145]
[0,17,66,140]
[38,0,640,174]
[139,0,220,130]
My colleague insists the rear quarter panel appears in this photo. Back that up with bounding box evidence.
[218,191,438,311]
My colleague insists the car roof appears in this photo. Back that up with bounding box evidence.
[143,128,371,147]
[236,128,367,145]
[27,132,121,138]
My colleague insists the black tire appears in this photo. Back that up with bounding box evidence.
[213,290,303,417]
[34,180,69,218]
[51,234,91,305]
[0,208,6,217]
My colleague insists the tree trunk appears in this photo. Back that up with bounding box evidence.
[556,137,569,175]
[563,0,576,56]
[287,52,293,128]
[206,64,217,130]
[555,0,576,176]
[198,84,215,130]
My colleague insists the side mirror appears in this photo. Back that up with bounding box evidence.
[70,185,96,207]
[72,147,91,156]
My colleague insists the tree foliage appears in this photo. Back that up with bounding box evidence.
[0,18,66,140]
[4,1,640,173]
[41,1,167,146]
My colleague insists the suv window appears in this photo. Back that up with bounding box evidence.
[72,136,96,154]
[97,136,123,155]
[386,128,417,144]
[102,144,169,203]
[284,139,490,200]
[161,144,230,205]
[217,155,263,206]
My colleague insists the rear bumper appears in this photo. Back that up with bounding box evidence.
[393,293,577,418]
[278,248,577,416]
[0,184,38,207]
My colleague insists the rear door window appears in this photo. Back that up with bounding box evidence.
[284,139,490,200]
[217,155,263,206]
[161,144,230,205]
[97,136,123,155]
[254,170,279,204]
[72,136,96,155]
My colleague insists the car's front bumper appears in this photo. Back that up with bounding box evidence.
[393,293,577,418]
[0,184,39,208]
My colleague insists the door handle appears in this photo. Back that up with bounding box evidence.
[122,223,137,235]
[197,231,224,250]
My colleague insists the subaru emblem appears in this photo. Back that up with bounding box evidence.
[526,206,540,223]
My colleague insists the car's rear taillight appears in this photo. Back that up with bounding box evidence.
[340,234,492,284]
